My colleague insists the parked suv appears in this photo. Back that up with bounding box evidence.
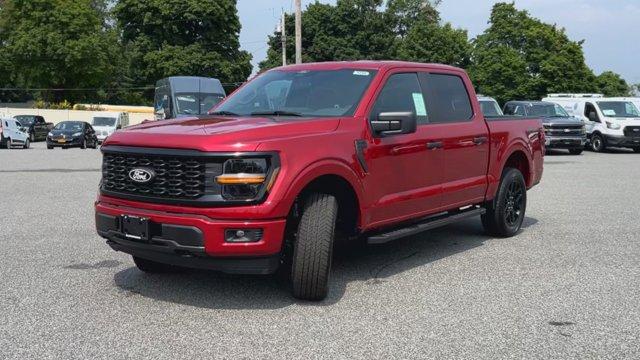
[1,118,30,149]
[13,115,54,142]
[95,61,544,300]
[504,100,586,155]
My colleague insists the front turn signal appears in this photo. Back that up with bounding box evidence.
[216,173,266,185]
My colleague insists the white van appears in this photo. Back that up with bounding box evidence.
[0,117,30,149]
[543,94,640,152]
[91,112,130,144]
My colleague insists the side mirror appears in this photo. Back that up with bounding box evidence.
[116,124,122,130]
[588,112,598,123]
[371,112,417,137]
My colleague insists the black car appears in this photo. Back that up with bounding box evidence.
[503,101,587,155]
[13,115,54,142]
[46,121,99,149]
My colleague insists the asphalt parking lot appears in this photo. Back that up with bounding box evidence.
[1,142,639,359]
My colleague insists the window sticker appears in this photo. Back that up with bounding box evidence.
[602,109,616,116]
[353,70,370,76]
[412,93,427,116]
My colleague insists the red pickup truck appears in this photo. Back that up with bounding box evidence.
[96,61,544,300]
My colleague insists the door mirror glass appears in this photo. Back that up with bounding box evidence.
[588,111,598,122]
[371,111,417,137]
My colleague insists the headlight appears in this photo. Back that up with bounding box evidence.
[72,132,82,137]
[47,132,53,137]
[215,157,279,201]
[606,121,621,130]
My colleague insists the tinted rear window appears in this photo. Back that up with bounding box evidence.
[421,73,473,123]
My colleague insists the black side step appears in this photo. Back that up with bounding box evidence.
[367,207,486,245]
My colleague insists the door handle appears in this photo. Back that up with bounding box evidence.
[473,136,488,145]
[426,141,443,150]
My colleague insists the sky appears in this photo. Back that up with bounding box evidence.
[237,0,640,84]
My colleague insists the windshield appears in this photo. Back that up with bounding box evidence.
[92,117,117,127]
[596,101,640,118]
[480,100,503,116]
[54,122,83,131]
[213,69,378,117]
[14,115,35,126]
[528,103,569,117]
[175,93,225,116]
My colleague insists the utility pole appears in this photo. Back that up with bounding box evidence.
[281,9,287,66]
[295,0,302,64]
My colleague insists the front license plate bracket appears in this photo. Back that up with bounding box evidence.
[120,215,151,242]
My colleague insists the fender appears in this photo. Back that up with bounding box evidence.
[486,138,534,201]
[277,158,365,222]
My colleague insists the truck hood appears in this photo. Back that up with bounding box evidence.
[102,115,341,152]
[541,116,583,126]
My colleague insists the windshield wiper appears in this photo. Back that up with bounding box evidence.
[209,110,239,116]
[250,110,303,117]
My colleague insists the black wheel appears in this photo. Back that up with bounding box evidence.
[47,145,54,150]
[91,139,98,149]
[133,256,176,273]
[590,133,606,152]
[29,132,35,142]
[291,193,338,301]
[80,138,87,149]
[633,148,640,153]
[5,138,12,149]
[24,139,30,149]
[482,168,527,237]
[568,148,583,155]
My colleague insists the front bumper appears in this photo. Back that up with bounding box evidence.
[545,136,586,149]
[47,137,82,147]
[603,134,640,148]
[95,200,286,274]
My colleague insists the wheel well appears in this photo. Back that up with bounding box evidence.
[296,174,360,236]
[504,151,530,186]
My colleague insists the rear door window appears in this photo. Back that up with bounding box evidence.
[420,73,473,123]
[371,73,428,125]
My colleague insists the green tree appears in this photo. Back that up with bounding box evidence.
[469,2,597,104]
[0,0,120,103]
[114,0,251,93]
[594,71,632,97]
[260,0,397,71]
[397,22,471,67]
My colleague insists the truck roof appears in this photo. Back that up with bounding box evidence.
[272,60,463,72]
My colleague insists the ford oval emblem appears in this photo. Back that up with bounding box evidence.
[128,168,155,184]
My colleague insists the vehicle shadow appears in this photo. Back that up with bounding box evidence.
[113,216,539,309]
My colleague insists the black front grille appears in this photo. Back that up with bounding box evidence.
[624,126,640,137]
[102,152,218,200]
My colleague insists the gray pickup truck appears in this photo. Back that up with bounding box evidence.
[504,100,586,155]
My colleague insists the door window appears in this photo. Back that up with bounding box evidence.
[420,73,473,123]
[371,73,428,125]
[584,103,600,122]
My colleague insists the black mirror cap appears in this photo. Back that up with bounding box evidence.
[371,111,417,137]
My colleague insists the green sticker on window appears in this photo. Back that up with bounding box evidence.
[412,93,427,116]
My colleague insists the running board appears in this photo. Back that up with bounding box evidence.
[366,207,486,245]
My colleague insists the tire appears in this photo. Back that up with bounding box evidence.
[633,148,640,153]
[24,139,30,149]
[81,139,87,149]
[481,168,527,237]
[47,145,54,150]
[568,148,583,155]
[291,193,338,301]
[29,132,35,142]
[5,138,12,149]
[133,256,176,273]
[590,133,606,152]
